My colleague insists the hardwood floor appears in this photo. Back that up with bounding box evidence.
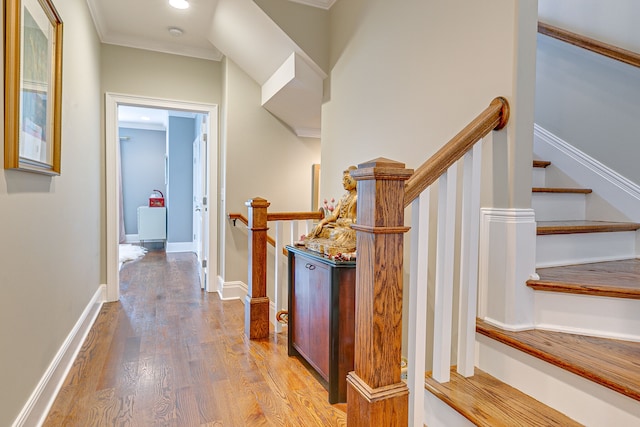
[43,250,346,426]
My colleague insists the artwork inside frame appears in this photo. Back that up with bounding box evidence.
[4,0,63,175]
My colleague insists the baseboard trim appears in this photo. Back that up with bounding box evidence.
[12,285,106,427]
[216,278,248,301]
[166,242,195,253]
[124,234,139,243]
[534,124,640,222]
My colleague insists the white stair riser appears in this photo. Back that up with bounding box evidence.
[532,167,546,188]
[534,292,640,342]
[536,231,636,267]
[532,193,586,221]
[477,335,640,426]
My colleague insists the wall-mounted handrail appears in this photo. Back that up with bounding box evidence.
[404,97,509,207]
[228,212,248,227]
[538,21,640,69]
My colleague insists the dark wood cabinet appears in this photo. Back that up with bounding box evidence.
[286,246,356,403]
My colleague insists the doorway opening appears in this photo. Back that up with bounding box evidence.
[105,93,218,302]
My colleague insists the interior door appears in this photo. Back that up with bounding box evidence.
[193,114,208,289]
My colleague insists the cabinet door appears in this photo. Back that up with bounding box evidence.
[306,259,330,379]
[292,258,311,358]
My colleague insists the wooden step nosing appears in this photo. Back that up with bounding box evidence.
[532,187,592,194]
[526,280,640,299]
[424,367,582,426]
[537,223,640,235]
[533,160,551,168]
[476,321,640,402]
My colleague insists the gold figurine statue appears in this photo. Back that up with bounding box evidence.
[305,166,357,257]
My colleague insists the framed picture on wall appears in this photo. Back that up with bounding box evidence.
[4,0,63,175]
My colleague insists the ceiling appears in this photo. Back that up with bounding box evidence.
[89,0,335,136]
[86,0,334,61]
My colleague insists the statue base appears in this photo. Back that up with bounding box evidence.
[304,238,356,257]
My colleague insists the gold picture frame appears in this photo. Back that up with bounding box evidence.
[4,0,63,175]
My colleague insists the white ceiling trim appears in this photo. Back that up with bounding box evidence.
[287,0,337,10]
[101,37,223,61]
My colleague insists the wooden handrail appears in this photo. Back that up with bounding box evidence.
[228,212,248,227]
[229,212,276,247]
[404,97,509,207]
[266,211,323,222]
[538,21,640,69]
[229,210,323,248]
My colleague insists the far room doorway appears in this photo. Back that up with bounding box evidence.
[105,93,218,302]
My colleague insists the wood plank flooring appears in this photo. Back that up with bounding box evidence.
[476,319,640,402]
[43,250,346,426]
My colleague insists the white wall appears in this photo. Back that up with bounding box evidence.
[323,0,537,361]
[222,58,321,287]
[539,0,640,53]
[0,0,102,424]
[536,0,640,185]
[324,0,536,207]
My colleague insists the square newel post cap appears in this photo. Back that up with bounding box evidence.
[351,158,414,181]
[245,197,271,208]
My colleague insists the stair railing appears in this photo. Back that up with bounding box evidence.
[538,22,640,69]
[346,97,509,426]
[229,205,323,338]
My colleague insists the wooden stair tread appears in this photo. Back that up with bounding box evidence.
[533,160,551,168]
[476,319,640,402]
[532,187,592,194]
[528,259,640,299]
[537,220,640,235]
[425,367,581,426]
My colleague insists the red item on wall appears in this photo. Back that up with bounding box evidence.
[149,190,165,207]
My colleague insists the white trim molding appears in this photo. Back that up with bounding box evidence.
[12,286,105,427]
[165,242,195,253]
[478,208,537,330]
[287,0,337,10]
[216,276,248,301]
[534,124,640,222]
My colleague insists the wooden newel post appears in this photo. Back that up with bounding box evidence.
[347,158,413,426]
[245,197,271,339]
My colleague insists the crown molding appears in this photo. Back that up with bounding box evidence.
[287,0,337,10]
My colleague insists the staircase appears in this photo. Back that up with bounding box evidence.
[425,159,640,426]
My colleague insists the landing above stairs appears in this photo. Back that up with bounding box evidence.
[528,258,640,299]
[425,367,581,426]
[476,319,640,403]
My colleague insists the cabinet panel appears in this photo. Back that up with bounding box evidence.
[287,246,355,403]
[306,260,330,378]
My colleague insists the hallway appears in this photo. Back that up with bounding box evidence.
[43,251,346,426]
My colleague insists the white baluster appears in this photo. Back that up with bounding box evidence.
[433,164,457,382]
[274,221,285,333]
[408,189,430,426]
[457,144,482,377]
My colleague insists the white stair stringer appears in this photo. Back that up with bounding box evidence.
[536,230,636,268]
[532,192,586,221]
[476,334,640,427]
[533,291,640,342]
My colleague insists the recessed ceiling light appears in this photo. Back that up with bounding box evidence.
[169,0,189,9]
[168,27,184,36]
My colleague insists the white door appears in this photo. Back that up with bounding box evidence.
[193,115,209,289]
